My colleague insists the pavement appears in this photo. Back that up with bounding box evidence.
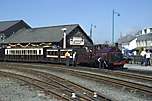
[124,63,152,72]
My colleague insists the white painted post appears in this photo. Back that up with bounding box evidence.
[93,92,97,98]
[61,28,67,49]
[71,93,76,98]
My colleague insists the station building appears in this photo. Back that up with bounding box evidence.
[0,20,93,49]
[0,20,31,42]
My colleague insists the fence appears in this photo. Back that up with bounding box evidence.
[129,55,152,65]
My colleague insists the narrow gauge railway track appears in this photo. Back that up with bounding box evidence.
[55,68,152,96]
[97,70,152,85]
[0,71,71,101]
[8,63,152,96]
[0,66,113,101]
[1,63,152,98]
[4,62,152,83]
[59,66,152,86]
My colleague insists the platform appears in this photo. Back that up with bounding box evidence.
[124,64,152,71]
[124,64,152,75]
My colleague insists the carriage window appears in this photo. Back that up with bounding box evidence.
[48,51,52,55]
[25,50,27,55]
[29,50,32,55]
[51,51,53,55]
[7,50,8,55]
[16,50,18,55]
[48,51,50,55]
[10,50,12,55]
[27,50,30,55]
[53,51,55,55]
[23,50,25,55]
[60,51,65,56]
[18,50,20,55]
[55,51,57,55]
[33,50,37,55]
[39,50,41,55]
[11,50,15,55]
[21,50,23,55]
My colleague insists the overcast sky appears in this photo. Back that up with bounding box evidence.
[0,0,151,43]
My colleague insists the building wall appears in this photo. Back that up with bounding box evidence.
[140,28,152,35]
[137,40,152,48]
[66,26,93,48]
[122,38,137,50]
[129,38,137,50]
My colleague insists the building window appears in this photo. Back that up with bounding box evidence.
[150,28,152,33]
[0,33,5,41]
[142,40,144,46]
[145,40,147,47]
[144,29,147,34]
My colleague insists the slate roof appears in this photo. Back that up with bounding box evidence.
[0,20,21,32]
[117,34,136,44]
[1,24,79,43]
[137,33,152,41]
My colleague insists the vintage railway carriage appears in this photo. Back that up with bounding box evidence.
[4,47,74,64]
[46,48,73,64]
[4,48,44,62]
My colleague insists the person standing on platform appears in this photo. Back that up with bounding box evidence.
[145,49,151,66]
[65,51,70,66]
[140,48,146,65]
[72,51,77,67]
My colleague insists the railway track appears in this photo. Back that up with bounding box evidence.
[62,65,152,86]
[0,65,113,101]
[1,62,152,99]
[47,66,152,96]
[68,70,152,95]
[97,70,152,85]
[12,63,152,96]
[0,71,71,101]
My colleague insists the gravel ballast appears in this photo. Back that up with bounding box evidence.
[0,75,57,101]
[34,68,152,101]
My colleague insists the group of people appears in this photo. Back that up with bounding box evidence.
[140,48,151,66]
[64,51,77,67]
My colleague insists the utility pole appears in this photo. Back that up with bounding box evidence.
[112,9,120,44]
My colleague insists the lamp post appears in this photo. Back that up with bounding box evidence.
[61,28,67,48]
[112,9,120,44]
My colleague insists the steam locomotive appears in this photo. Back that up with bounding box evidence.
[76,44,126,68]
[1,44,126,69]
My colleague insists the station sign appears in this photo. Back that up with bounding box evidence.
[70,37,84,45]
